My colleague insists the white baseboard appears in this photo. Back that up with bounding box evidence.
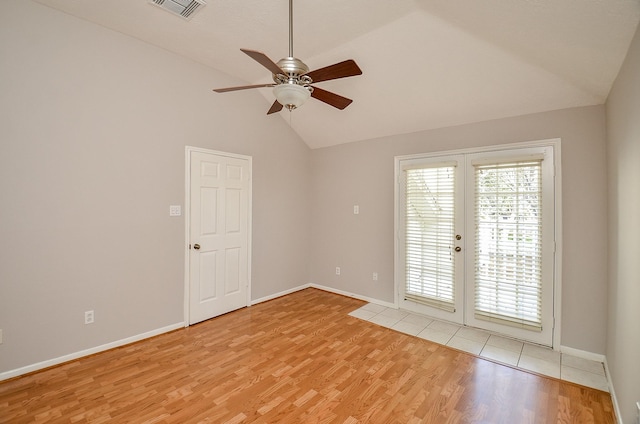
[0,322,184,382]
[251,283,396,310]
[251,284,311,305]
[603,357,623,424]
[4,288,622,423]
[559,345,606,363]
[309,283,396,308]
[560,346,621,423]
[2,285,389,381]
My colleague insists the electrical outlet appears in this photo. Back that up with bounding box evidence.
[373,272,378,281]
[353,205,359,215]
[335,267,341,275]
[84,310,94,325]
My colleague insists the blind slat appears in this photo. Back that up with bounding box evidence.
[404,166,456,310]
[474,161,543,330]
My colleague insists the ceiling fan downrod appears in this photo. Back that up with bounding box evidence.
[272,0,312,111]
[274,0,311,81]
[288,0,294,58]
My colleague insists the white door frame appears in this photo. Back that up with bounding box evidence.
[183,146,252,326]
[394,138,562,349]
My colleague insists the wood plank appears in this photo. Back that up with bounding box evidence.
[0,288,616,423]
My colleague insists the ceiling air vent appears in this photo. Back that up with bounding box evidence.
[150,0,206,20]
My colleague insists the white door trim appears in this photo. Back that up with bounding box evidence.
[183,146,252,326]
[394,138,562,349]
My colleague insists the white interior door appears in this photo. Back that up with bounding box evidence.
[188,149,251,325]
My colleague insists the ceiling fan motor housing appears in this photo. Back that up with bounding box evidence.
[275,57,309,79]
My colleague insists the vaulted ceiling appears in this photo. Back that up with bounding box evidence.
[33,0,640,149]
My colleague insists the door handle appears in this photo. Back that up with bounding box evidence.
[193,243,201,250]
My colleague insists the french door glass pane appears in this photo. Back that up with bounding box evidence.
[474,160,543,329]
[405,165,456,311]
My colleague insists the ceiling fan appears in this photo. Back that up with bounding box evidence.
[213,0,362,114]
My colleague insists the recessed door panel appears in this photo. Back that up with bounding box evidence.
[200,187,218,235]
[225,247,240,294]
[226,164,242,181]
[201,161,219,179]
[225,189,241,234]
[198,251,217,301]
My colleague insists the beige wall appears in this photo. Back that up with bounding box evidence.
[311,105,609,355]
[0,0,311,373]
[606,25,640,424]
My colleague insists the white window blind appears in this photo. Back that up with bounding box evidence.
[474,159,543,330]
[404,164,456,312]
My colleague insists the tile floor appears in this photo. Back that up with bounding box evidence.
[349,303,609,392]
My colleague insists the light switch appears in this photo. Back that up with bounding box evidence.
[169,205,182,217]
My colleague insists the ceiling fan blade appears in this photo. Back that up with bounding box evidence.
[311,87,353,110]
[304,59,362,83]
[241,48,286,75]
[213,84,274,93]
[267,100,283,115]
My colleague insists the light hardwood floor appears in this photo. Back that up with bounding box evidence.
[0,288,615,423]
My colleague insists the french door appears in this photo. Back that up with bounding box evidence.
[397,144,557,346]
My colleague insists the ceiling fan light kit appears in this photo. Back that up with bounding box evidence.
[212,0,362,114]
[273,83,311,111]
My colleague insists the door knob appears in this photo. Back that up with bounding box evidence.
[193,244,201,250]
[454,246,461,252]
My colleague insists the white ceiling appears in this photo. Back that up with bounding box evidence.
[33,0,640,149]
